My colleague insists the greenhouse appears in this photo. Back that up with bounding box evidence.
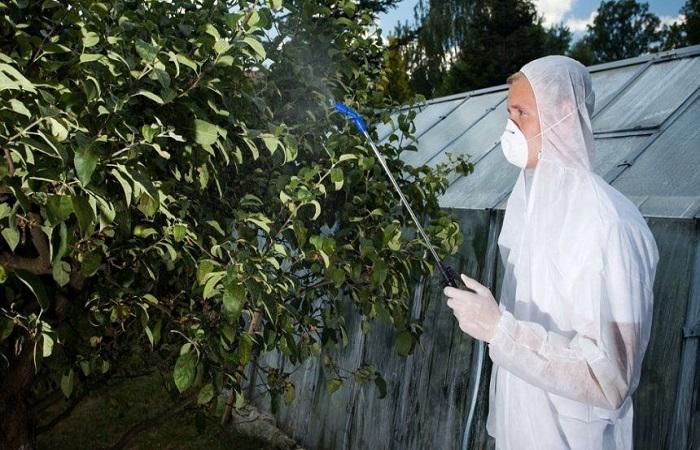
[251,44,700,450]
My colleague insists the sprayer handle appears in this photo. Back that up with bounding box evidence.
[442,264,476,293]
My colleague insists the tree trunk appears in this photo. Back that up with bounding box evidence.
[0,343,36,450]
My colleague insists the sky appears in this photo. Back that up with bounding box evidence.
[376,0,687,41]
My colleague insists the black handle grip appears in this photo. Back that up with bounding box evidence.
[440,263,476,293]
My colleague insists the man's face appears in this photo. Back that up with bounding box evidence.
[506,77,542,169]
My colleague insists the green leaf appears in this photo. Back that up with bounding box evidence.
[52,260,71,287]
[196,260,217,285]
[79,53,105,63]
[141,124,156,143]
[172,224,186,242]
[198,383,215,405]
[292,220,307,246]
[194,119,219,147]
[110,169,133,207]
[260,133,278,155]
[60,369,75,398]
[203,271,226,299]
[245,214,270,233]
[82,31,100,48]
[223,282,244,321]
[214,39,231,55]
[80,251,102,276]
[0,317,13,340]
[74,147,98,186]
[15,270,50,310]
[0,203,10,220]
[53,222,68,262]
[154,68,171,88]
[0,63,37,92]
[137,193,159,218]
[47,195,73,224]
[71,195,95,238]
[395,330,413,357]
[0,264,6,284]
[371,259,387,287]
[42,333,54,357]
[338,153,357,162]
[283,383,295,405]
[1,227,19,251]
[133,90,164,104]
[206,220,225,236]
[48,118,69,142]
[374,373,387,399]
[173,352,196,393]
[175,53,198,72]
[330,167,344,190]
[327,378,343,395]
[8,99,30,117]
[318,249,330,268]
[305,200,321,221]
[243,37,266,60]
[135,39,158,62]
[238,334,253,365]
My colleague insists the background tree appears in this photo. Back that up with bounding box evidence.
[683,0,700,44]
[0,0,469,448]
[568,37,596,66]
[583,0,662,64]
[392,0,473,97]
[391,0,572,97]
[440,0,558,95]
[380,36,413,103]
[660,0,700,49]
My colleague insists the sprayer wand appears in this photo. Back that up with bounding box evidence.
[333,101,473,293]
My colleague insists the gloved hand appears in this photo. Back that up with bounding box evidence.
[443,274,502,343]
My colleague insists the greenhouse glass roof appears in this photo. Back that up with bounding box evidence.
[378,45,700,219]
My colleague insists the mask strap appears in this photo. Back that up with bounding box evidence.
[525,89,594,144]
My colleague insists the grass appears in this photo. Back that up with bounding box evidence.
[37,372,277,450]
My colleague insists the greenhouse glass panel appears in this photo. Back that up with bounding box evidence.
[379,98,467,145]
[593,57,700,132]
[439,143,519,210]
[591,134,651,176]
[424,101,509,170]
[590,63,644,110]
[399,91,506,167]
[611,96,700,218]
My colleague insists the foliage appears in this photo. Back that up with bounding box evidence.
[379,36,413,103]
[661,0,700,49]
[577,0,662,64]
[0,0,467,447]
[391,0,573,97]
[683,0,700,45]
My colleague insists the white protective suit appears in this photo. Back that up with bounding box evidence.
[485,55,660,449]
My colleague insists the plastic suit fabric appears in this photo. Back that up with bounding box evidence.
[485,55,660,450]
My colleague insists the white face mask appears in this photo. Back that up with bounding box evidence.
[500,93,593,169]
[500,119,536,168]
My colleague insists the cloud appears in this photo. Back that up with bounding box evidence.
[566,10,598,33]
[658,13,686,27]
[534,0,574,25]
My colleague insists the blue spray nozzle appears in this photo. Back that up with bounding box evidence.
[334,101,368,134]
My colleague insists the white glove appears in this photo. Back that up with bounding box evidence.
[443,274,502,343]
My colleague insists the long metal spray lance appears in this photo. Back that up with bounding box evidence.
[335,101,481,450]
[333,102,474,294]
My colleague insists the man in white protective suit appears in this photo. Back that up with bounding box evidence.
[442,55,660,449]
